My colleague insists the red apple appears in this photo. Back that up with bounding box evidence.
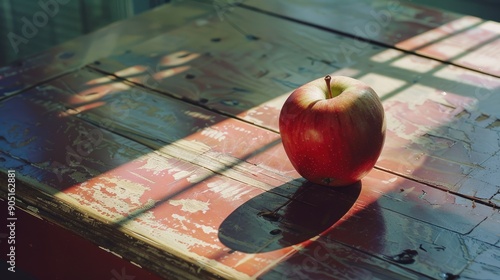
[279,75,386,186]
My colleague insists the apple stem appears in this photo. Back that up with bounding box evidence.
[325,75,332,99]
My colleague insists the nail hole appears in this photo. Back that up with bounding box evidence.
[383,249,418,265]
[246,35,259,41]
[269,229,282,235]
[185,74,195,79]
[94,61,101,65]
[258,211,280,222]
[211,38,221,42]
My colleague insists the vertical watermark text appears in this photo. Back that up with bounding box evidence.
[6,170,17,273]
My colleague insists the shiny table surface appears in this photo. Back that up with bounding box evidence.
[1,0,499,279]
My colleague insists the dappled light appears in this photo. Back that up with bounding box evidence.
[395,16,484,51]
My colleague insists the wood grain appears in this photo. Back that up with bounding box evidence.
[91,6,500,207]
[1,66,498,278]
[243,0,500,77]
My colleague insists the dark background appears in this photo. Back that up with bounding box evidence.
[0,0,171,67]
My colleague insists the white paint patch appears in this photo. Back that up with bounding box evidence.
[67,176,150,220]
[172,213,187,222]
[207,180,252,201]
[169,199,210,213]
[233,126,252,134]
[172,213,189,230]
[194,223,218,234]
[172,170,192,181]
[137,150,200,181]
[113,211,252,279]
[199,127,227,142]
[187,173,201,183]
[138,154,171,175]
[174,139,212,154]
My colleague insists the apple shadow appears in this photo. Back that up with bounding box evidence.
[218,180,362,253]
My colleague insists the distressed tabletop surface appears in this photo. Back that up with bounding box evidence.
[1,0,499,279]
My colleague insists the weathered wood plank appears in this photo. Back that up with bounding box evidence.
[0,198,165,280]
[1,1,498,279]
[2,68,498,279]
[2,152,498,279]
[34,68,498,236]
[243,0,500,76]
[243,0,462,46]
[0,89,267,279]
[396,19,500,76]
[262,205,500,280]
[89,6,500,207]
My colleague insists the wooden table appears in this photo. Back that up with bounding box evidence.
[1,0,499,279]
